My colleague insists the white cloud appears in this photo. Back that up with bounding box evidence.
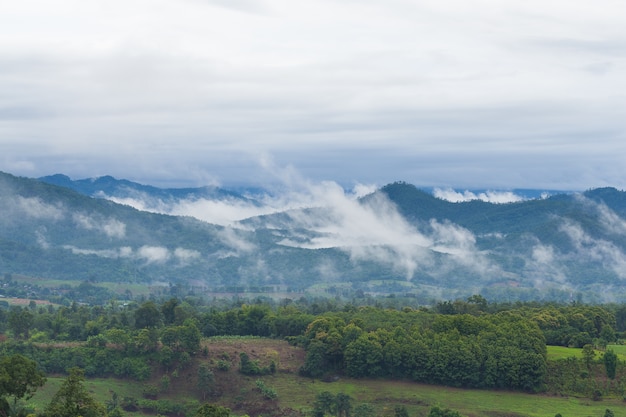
[174,247,201,263]
[137,245,170,264]
[73,213,126,238]
[62,245,200,265]
[433,188,525,204]
[560,219,626,279]
[63,245,125,258]
[217,228,257,255]
[16,197,64,220]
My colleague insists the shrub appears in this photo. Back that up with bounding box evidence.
[216,359,231,371]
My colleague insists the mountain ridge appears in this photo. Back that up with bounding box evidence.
[3,171,626,303]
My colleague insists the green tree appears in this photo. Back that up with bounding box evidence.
[604,409,614,417]
[42,367,106,417]
[134,301,161,329]
[0,354,46,413]
[582,344,596,369]
[197,363,215,400]
[180,319,202,353]
[344,333,383,377]
[8,307,33,340]
[335,392,352,417]
[313,391,335,417]
[161,298,180,325]
[603,349,617,380]
[301,338,329,378]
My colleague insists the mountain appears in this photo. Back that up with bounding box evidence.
[3,172,626,303]
[38,173,260,206]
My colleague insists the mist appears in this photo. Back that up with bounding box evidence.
[433,188,526,203]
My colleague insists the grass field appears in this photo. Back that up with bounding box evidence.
[546,345,584,360]
[606,344,626,355]
[29,376,147,416]
[268,373,624,417]
[547,344,626,362]
[30,373,624,417]
[23,339,626,417]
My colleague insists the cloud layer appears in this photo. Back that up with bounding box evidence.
[1,0,626,190]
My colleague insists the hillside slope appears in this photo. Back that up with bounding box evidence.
[3,172,626,302]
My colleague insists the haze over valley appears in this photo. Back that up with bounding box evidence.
[2,170,626,304]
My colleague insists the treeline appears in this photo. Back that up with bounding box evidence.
[298,311,547,391]
[1,295,625,392]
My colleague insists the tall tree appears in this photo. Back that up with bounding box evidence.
[0,354,46,413]
[8,307,33,340]
[603,350,618,380]
[197,363,215,401]
[582,344,596,369]
[134,301,161,329]
[42,367,106,417]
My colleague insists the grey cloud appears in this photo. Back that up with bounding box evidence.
[17,197,65,221]
[530,38,626,57]
[217,228,257,255]
[62,245,199,265]
[2,0,626,191]
[559,220,626,280]
[137,246,171,264]
[73,213,126,239]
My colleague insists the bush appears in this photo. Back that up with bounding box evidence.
[255,379,278,400]
[216,359,231,371]
[142,384,159,399]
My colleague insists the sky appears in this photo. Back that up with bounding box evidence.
[1,0,626,191]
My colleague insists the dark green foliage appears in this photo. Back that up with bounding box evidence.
[0,354,46,410]
[582,344,595,369]
[238,352,274,376]
[239,352,261,375]
[603,349,617,379]
[8,307,33,340]
[254,379,278,400]
[0,341,152,381]
[313,391,336,417]
[305,310,546,391]
[312,391,352,417]
[334,392,352,417]
[198,363,215,400]
[134,301,161,329]
[42,367,107,417]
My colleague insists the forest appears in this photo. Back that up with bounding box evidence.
[1,290,626,416]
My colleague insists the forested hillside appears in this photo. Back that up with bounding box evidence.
[3,171,626,302]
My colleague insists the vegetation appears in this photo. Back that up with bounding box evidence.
[0,293,626,416]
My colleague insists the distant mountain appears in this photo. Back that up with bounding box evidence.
[3,171,626,303]
[38,173,260,206]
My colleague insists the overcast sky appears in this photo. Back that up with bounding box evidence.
[1,0,625,190]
